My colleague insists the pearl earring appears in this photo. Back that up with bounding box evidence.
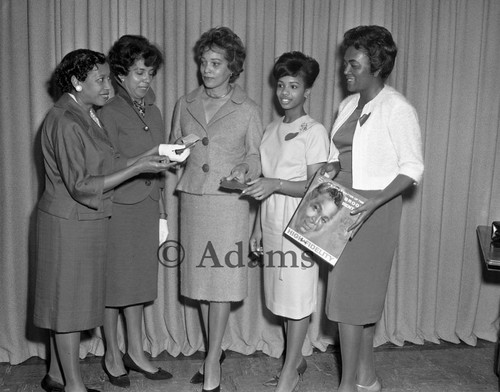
[75,85,82,92]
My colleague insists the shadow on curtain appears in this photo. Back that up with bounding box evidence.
[0,0,499,365]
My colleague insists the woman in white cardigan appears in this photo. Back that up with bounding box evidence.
[322,25,424,392]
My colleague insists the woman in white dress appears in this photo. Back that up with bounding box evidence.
[244,51,329,392]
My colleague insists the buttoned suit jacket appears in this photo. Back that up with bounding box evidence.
[170,84,263,195]
[99,82,165,204]
[38,93,126,221]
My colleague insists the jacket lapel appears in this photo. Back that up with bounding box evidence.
[210,84,246,125]
[58,94,113,148]
[209,102,237,125]
[185,87,208,131]
[184,84,247,131]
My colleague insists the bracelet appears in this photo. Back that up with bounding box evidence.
[278,179,283,192]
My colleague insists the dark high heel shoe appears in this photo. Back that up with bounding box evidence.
[263,357,307,387]
[263,374,279,387]
[297,358,307,380]
[280,362,306,392]
[190,350,226,384]
[122,352,172,380]
[101,357,130,388]
[41,374,64,392]
[201,361,221,392]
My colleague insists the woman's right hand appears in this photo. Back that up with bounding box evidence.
[103,154,173,192]
[133,155,174,174]
[319,161,340,178]
[243,178,279,200]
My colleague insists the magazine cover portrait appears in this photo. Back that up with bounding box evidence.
[284,174,365,266]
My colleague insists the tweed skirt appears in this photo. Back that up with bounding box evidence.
[325,192,402,325]
[180,192,250,302]
[105,196,159,307]
[33,209,108,332]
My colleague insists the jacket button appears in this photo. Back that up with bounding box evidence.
[145,180,152,186]
[202,164,209,172]
[202,137,209,146]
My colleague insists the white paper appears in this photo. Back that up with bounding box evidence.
[159,218,169,244]
[158,144,190,162]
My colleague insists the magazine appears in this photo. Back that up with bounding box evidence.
[283,173,366,267]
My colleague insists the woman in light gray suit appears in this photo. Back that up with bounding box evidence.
[170,27,263,392]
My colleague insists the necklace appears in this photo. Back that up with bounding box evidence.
[205,85,232,99]
[133,100,146,117]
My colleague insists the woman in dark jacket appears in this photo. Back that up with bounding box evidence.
[34,49,170,392]
[98,35,176,387]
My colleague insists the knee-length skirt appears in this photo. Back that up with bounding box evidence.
[33,209,108,332]
[105,196,159,307]
[262,193,319,320]
[325,193,402,325]
[180,193,250,302]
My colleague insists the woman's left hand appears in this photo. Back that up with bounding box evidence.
[226,163,249,183]
[243,178,280,200]
[348,175,414,237]
[347,197,380,236]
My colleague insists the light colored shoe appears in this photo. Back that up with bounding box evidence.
[356,378,382,392]
[263,375,279,387]
[263,357,307,387]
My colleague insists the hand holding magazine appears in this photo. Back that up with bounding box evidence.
[284,173,366,267]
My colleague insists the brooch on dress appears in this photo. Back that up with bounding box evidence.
[285,122,309,141]
[359,112,371,127]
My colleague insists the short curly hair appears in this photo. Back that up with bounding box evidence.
[272,51,320,88]
[311,182,344,208]
[55,49,106,93]
[341,25,397,80]
[194,27,246,83]
[107,35,164,78]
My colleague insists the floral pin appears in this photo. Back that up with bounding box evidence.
[285,122,309,141]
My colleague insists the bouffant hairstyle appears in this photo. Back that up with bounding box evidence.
[311,182,344,208]
[107,35,164,78]
[55,49,106,93]
[341,25,397,80]
[272,51,320,88]
[194,27,246,83]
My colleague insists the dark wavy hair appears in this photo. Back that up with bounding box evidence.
[55,49,106,93]
[107,35,164,78]
[310,182,344,208]
[273,51,320,88]
[194,27,246,83]
[341,25,397,80]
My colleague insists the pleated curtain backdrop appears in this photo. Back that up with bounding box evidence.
[1,0,499,365]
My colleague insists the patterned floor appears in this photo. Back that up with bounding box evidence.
[1,340,498,391]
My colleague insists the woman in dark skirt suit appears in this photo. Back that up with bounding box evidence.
[34,49,171,392]
[98,35,175,386]
[322,26,424,392]
[170,27,263,392]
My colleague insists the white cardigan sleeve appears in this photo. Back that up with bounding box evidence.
[387,99,424,184]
